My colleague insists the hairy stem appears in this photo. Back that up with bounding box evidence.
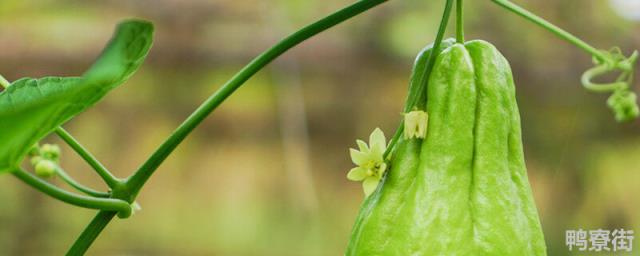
[55,127,122,188]
[491,0,607,62]
[11,168,130,216]
[68,1,388,254]
[55,166,111,198]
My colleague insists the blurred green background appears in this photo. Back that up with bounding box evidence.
[0,0,639,255]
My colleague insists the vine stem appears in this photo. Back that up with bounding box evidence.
[68,0,388,254]
[490,0,607,62]
[456,0,464,44]
[406,0,454,112]
[66,211,116,256]
[124,0,388,198]
[383,121,403,160]
[55,166,111,198]
[55,127,122,188]
[11,168,130,216]
[386,0,455,157]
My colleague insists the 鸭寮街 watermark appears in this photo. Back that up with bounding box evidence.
[566,228,634,252]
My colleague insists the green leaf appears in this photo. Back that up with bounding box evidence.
[0,20,154,173]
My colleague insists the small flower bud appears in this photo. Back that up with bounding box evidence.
[35,159,58,178]
[41,144,61,162]
[403,110,429,139]
[607,90,639,122]
[30,156,43,166]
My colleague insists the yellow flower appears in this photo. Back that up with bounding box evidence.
[347,128,387,197]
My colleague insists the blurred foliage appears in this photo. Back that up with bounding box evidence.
[0,0,639,255]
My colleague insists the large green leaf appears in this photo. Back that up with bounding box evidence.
[0,20,153,173]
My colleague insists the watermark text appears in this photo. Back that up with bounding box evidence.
[566,228,634,252]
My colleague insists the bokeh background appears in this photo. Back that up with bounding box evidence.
[0,0,639,255]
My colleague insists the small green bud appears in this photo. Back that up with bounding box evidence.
[30,156,43,166]
[607,90,639,122]
[41,144,61,162]
[403,110,429,139]
[35,159,58,178]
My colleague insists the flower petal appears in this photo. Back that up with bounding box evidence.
[404,113,418,139]
[356,140,369,152]
[362,177,380,197]
[347,167,367,181]
[350,148,368,166]
[369,128,386,157]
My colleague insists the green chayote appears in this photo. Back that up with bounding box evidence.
[346,40,546,255]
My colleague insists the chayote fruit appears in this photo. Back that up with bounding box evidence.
[346,40,546,255]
